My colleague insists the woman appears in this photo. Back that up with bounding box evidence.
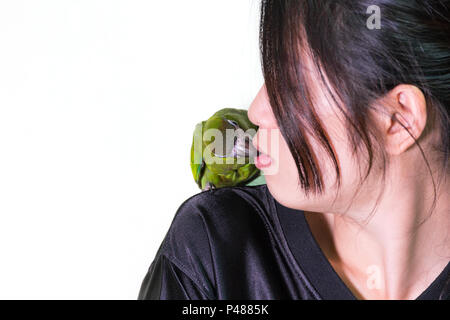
[138,0,449,300]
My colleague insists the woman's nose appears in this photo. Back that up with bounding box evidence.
[248,84,276,128]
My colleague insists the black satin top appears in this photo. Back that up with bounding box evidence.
[138,185,450,300]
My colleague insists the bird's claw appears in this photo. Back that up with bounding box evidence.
[203,182,216,192]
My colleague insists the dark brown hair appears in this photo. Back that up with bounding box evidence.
[259,0,449,299]
[260,0,449,203]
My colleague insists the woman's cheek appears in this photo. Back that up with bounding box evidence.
[264,131,339,211]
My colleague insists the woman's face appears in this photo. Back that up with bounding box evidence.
[248,80,383,215]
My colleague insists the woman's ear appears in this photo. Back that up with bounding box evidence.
[380,84,427,155]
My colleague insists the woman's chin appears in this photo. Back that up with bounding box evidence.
[265,176,328,212]
[264,176,300,209]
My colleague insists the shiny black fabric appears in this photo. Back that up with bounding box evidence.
[138,185,450,300]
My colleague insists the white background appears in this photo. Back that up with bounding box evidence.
[0,0,263,299]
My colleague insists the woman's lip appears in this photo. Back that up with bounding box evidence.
[254,153,272,169]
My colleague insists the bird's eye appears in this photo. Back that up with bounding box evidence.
[226,119,239,128]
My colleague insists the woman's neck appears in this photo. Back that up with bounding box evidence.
[304,171,450,300]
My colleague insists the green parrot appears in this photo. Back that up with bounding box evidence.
[190,108,266,190]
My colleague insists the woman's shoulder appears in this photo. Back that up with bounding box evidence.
[174,184,274,224]
[153,185,279,293]
[161,185,276,254]
[170,184,276,239]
